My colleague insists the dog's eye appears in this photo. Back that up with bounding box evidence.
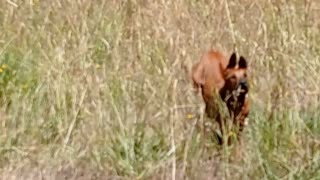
[243,73,247,78]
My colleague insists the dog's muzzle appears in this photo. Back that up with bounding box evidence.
[239,79,249,93]
[239,79,248,89]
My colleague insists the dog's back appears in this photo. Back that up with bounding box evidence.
[192,50,227,106]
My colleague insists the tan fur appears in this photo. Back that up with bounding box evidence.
[192,49,250,145]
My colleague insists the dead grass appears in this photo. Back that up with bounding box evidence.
[0,0,320,179]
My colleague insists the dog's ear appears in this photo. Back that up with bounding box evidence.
[227,52,237,69]
[239,56,248,69]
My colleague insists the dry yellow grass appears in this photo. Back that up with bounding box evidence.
[0,0,320,179]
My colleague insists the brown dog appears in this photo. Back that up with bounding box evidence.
[192,50,249,145]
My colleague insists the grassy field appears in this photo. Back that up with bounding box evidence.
[0,0,320,179]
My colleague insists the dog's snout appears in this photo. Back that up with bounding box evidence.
[239,79,248,88]
[239,79,247,85]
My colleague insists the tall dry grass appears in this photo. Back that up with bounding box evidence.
[0,0,320,179]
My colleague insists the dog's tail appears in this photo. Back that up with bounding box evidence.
[191,62,205,95]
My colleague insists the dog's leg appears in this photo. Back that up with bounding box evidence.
[234,102,249,144]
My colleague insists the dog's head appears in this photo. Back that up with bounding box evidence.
[220,52,249,108]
